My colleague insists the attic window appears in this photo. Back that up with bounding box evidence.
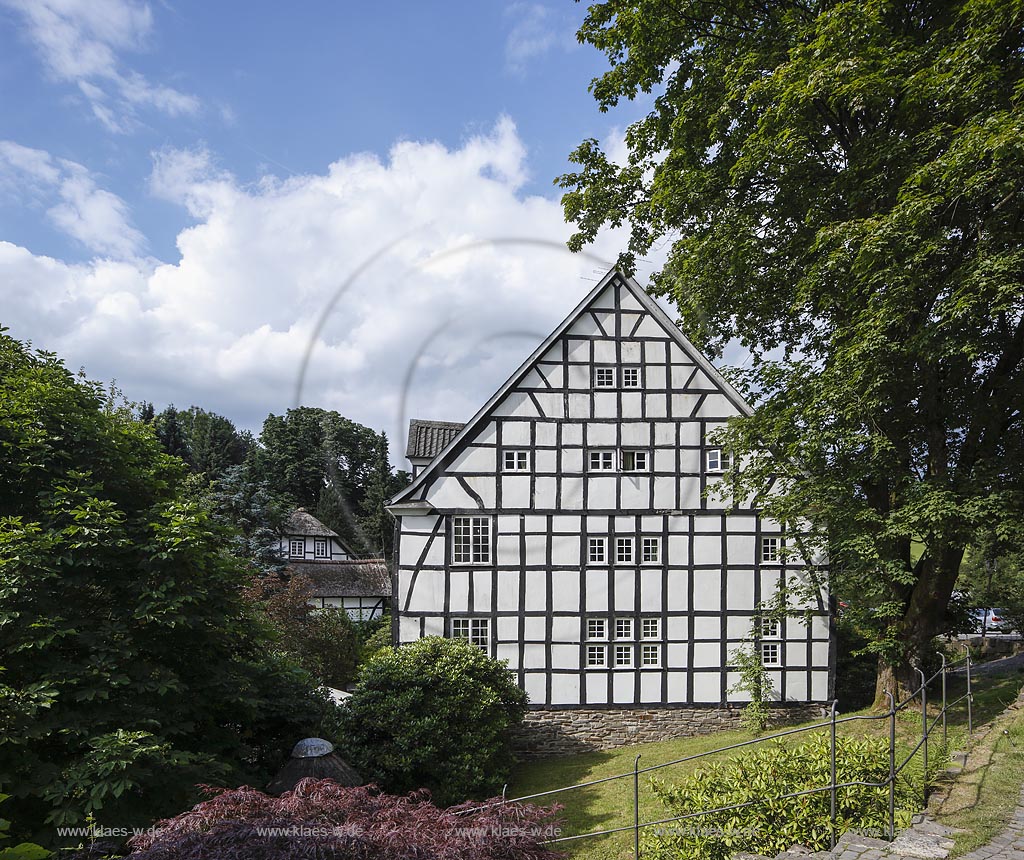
[706,448,732,472]
[622,367,640,388]
[594,366,615,388]
[314,538,328,558]
[289,539,304,558]
[503,450,529,471]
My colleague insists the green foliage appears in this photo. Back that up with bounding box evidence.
[643,735,917,860]
[834,624,880,711]
[358,615,394,666]
[560,0,1024,688]
[0,331,335,843]
[338,637,528,806]
[958,541,1024,634]
[152,405,251,479]
[728,645,774,736]
[0,795,49,860]
[252,408,407,557]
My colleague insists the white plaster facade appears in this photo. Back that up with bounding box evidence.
[387,269,832,709]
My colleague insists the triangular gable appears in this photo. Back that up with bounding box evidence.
[388,268,752,505]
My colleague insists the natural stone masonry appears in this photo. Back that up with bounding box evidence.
[514,705,824,757]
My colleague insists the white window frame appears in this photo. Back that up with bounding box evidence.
[761,536,780,564]
[453,516,492,565]
[451,618,489,650]
[641,536,661,564]
[588,537,607,564]
[641,617,661,640]
[761,617,781,638]
[503,450,530,471]
[641,644,661,667]
[615,617,633,640]
[586,644,607,668]
[621,449,649,472]
[761,642,781,666]
[314,538,328,558]
[622,366,641,388]
[615,537,634,564]
[588,450,615,471]
[289,539,305,558]
[587,617,607,640]
[705,448,732,472]
[594,366,615,388]
[614,644,634,667]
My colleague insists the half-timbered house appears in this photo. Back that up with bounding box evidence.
[386,269,831,751]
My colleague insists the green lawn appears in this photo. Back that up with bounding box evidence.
[508,666,1024,859]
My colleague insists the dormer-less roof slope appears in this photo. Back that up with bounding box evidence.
[388,268,754,507]
[288,560,391,597]
[285,509,340,537]
[405,420,465,460]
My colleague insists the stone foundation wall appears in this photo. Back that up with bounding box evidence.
[513,705,824,758]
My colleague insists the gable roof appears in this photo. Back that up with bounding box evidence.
[287,560,391,597]
[285,509,339,537]
[389,267,753,506]
[405,419,466,460]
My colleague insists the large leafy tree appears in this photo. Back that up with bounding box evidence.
[0,332,334,843]
[153,405,251,478]
[560,0,1024,699]
[252,408,407,557]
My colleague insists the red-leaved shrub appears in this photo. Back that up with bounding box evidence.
[113,779,562,860]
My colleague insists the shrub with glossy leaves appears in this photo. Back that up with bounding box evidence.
[338,637,528,806]
[643,734,922,860]
[92,779,561,860]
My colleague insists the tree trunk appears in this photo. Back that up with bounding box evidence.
[870,544,966,711]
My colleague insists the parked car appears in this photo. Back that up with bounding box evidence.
[971,608,1014,634]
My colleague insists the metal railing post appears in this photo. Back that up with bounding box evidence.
[941,653,947,749]
[917,667,928,808]
[634,754,642,860]
[966,652,973,751]
[886,690,896,841]
[830,700,838,850]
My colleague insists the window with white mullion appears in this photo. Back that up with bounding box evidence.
[451,618,489,650]
[586,617,607,640]
[588,450,615,471]
[503,450,529,471]
[705,448,732,472]
[614,644,634,667]
[641,537,661,564]
[615,617,633,640]
[594,367,615,388]
[621,449,649,472]
[586,644,607,667]
[760,616,781,638]
[641,644,661,667]
[622,366,641,388]
[289,539,305,558]
[615,537,634,564]
[761,642,781,666]
[641,617,661,640]
[453,516,491,564]
[587,537,607,564]
[761,537,780,564]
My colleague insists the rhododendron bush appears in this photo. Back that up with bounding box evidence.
[75,779,562,860]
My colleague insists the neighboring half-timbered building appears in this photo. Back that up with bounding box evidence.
[280,510,390,622]
[386,269,831,751]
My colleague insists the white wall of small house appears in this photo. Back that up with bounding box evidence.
[394,277,831,708]
[279,535,352,562]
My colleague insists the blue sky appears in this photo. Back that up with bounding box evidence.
[0,0,665,461]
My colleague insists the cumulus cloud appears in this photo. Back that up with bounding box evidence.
[0,140,144,256]
[0,118,640,464]
[1,0,199,132]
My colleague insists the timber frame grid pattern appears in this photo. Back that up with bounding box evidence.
[387,270,833,710]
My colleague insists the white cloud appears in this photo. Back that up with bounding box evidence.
[504,3,578,74]
[2,0,199,132]
[0,118,644,464]
[0,140,144,256]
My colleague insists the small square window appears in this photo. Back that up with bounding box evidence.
[641,617,661,640]
[761,537,780,563]
[761,617,780,638]
[451,618,489,650]
[588,537,606,564]
[706,448,732,472]
[594,367,615,388]
[589,450,615,471]
[289,539,305,558]
[642,537,661,564]
[622,367,640,388]
[615,537,634,564]
[615,618,633,640]
[314,538,328,558]
[621,450,648,471]
[641,644,661,666]
[587,644,607,667]
[587,617,607,640]
[762,642,781,666]
[615,645,633,667]
[503,450,529,471]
